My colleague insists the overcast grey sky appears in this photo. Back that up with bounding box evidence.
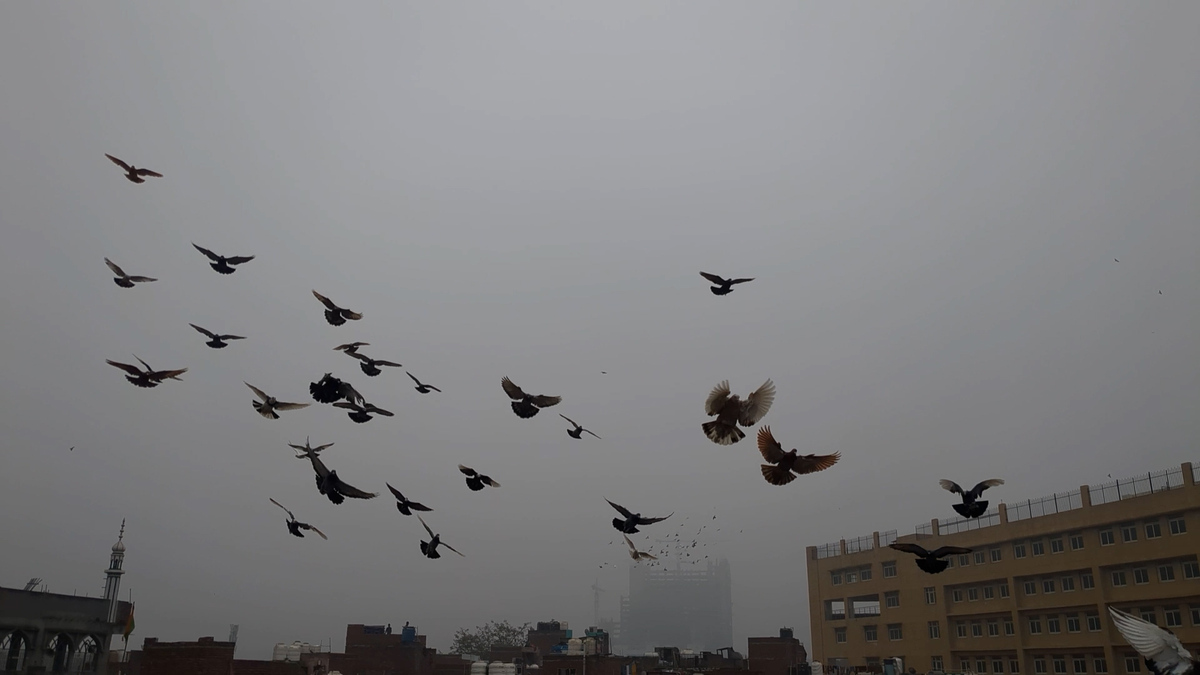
[1,1,1197,660]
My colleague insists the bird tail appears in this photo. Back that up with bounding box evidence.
[420,541,429,556]
[611,519,626,532]
[761,464,796,486]
[397,503,411,516]
[511,400,540,418]
[916,558,949,574]
[951,503,972,518]
[967,501,989,518]
[702,421,745,445]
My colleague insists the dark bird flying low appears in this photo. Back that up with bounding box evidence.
[606,499,672,534]
[756,426,840,485]
[312,290,363,326]
[188,323,246,349]
[417,515,464,559]
[407,372,441,393]
[939,478,1005,518]
[106,356,187,389]
[386,483,432,516]
[699,271,754,296]
[105,258,157,288]
[702,379,775,445]
[309,373,363,405]
[269,498,327,540]
[105,154,162,183]
[304,452,378,505]
[560,414,600,439]
[501,376,562,418]
[458,464,500,491]
[888,542,973,575]
[191,243,255,275]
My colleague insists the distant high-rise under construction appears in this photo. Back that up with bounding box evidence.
[617,558,733,654]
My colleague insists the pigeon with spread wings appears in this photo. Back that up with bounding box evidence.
[623,534,658,561]
[191,243,255,275]
[288,437,333,459]
[387,484,432,516]
[332,399,393,424]
[699,271,754,296]
[350,352,402,377]
[407,372,441,393]
[702,379,775,445]
[269,498,327,540]
[1108,606,1194,675]
[940,478,1005,518]
[501,376,562,418]
[312,290,363,326]
[188,323,246,349]
[106,356,187,389]
[458,464,500,491]
[333,342,370,357]
[304,452,378,505]
[309,373,363,405]
[756,426,840,485]
[105,154,162,183]
[105,258,157,289]
[417,515,464,559]
[888,542,973,575]
[245,382,310,419]
[560,414,600,439]
[606,499,672,534]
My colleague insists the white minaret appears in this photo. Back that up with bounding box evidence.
[104,519,126,624]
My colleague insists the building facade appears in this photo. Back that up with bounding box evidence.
[807,462,1200,673]
[617,559,733,655]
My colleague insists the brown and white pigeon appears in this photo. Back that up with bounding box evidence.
[105,258,157,288]
[702,379,775,445]
[245,382,310,419]
[756,426,840,485]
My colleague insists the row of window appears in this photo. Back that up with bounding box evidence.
[832,624,901,643]
[1109,560,1200,586]
[955,616,1017,638]
[922,652,1184,675]
[951,581,1011,603]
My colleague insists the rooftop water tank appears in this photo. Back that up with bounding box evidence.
[401,625,417,643]
[471,662,489,675]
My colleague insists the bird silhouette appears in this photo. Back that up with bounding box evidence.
[458,464,500,491]
[756,426,840,485]
[269,498,327,540]
[245,382,310,419]
[104,258,157,288]
[386,484,432,516]
[560,414,600,439]
[1108,606,1194,675]
[304,452,377,505]
[188,323,246,349]
[105,154,162,183]
[288,437,334,459]
[191,243,255,275]
[350,352,402,377]
[106,356,187,389]
[702,379,775,445]
[312,290,363,326]
[332,399,393,424]
[606,499,672,534]
[308,373,363,405]
[407,372,442,393]
[939,478,1005,518]
[888,542,972,574]
[623,535,658,561]
[501,377,562,418]
[699,271,754,296]
[418,515,464,558]
[333,342,370,357]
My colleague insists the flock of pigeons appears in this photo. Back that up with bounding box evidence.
[93,154,1194,671]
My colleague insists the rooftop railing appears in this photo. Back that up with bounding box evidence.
[1007,489,1083,522]
[1089,467,1186,506]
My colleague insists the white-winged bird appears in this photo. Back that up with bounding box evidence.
[269,498,327,540]
[939,478,1005,518]
[105,154,162,183]
[702,379,775,445]
[623,534,658,561]
[501,376,562,418]
[105,258,157,288]
[245,382,311,419]
[350,352,402,377]
[305,452,378,505]
[106,356,187,389]
[191,243,255,275]
[606,499,672,534]
[560,414,600,439]
[699,271,754,296]
[407,372,441,393]
[755,426,840,485]
[418,515,464,559]
[386,483,432,516]
[888,542,972,575]
[458,464,500,491]
[188,323,246,349]
[312,290,363,326]
[1108,606,1195,675]
[332,399,393,424]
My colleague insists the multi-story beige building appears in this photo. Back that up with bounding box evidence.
[806,461,1200,674]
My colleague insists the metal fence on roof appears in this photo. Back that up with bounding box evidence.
[1192,462,1199,485]
[1088,467,1185,506]
[914,522,933,539]
[1007,489,1083,522]
[845,534,874,554]
[938,509,1001,535]
[879,530,898,546]
[816,542,841,559]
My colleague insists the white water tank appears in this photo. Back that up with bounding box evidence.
[272,642,321,662]
[471,662,489,675]
[566,638,583,655]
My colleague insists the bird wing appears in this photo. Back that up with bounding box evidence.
[531,394,562,408]
[332,401,363,411]
[244,382,271,402]
[969,478,1006,499]
[481,475,500,488]
[218,334,247,341]
[441,541,466,557]
[407,371,422,385]
[133,355,154,371]
[104,258,127,277]
[756,426,787,463]
[309,455,331,479]
[1108,606,1194,667]
[328,473,377,499]
[364,403,394,417]
[939,479,964,495]
[623,534,638,552]
[312,290,338,310]
[606,499,635,519]
[311,442,335,453]
[105,154,132,171]
[341,309,363,321]
[501,377,526,400]
[738,379,776,426]
[638,512,673,525]
[298,523,328,540]
[127,275,157,283]
[224,255,255,265]
[417,514,435,538]
[408,501,432,512]
[106,360,144,376]
[699,271,727,285]
[560,414,579,427]
[189,323,217,339]
[728,277,755,285]
[794,452,841,474]
[335,342,369,352]
[458,464,477,477]
[151,367,188,381]
[386,483,405,502]
[269,498,295,521]
[274,401,311,412]
[888,542,931,557]
[930,546,973,558]
[192,243,220,261]
[583,428,601,439]
[704,380,731,415]
[349,352,371,363]
[338,382,365,405]
[372,359,402,368]
[135,168,163,178]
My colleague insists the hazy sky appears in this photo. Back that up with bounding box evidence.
[1,1,1197,660]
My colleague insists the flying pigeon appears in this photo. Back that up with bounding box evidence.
[606,499,672,534]
[623,534,658,561]
[940,478,1005,518]
[699,271,754,296]
[188,323,246,349]
[309,373,363,405]
[191,243,255,275]
[888,542,972,575]
[333,342,370,357]
[245,382,310,419]
[106,356,187,389]
[458,464,500,491]
[501,376,562,418]
[560,414,600,439]
[702,379,775,445]
[386,483,432,516]
[304,452,378,505]
[756,426,840,485]
[1108,606,1195,675]
[105,154,162,183]
[350,352,402,377]
[312,290,363,326]
[407,372,442,394]
[288,436,334,459]
[417,515,464,559]
[332,399,393,424]
[269,498,327,540]
[105,258,157,288]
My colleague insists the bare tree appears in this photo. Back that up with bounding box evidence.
[449,620,532,657]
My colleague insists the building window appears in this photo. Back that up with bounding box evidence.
[860,566,873,581]
[1184,561,1200,579]
[957,621,968,638]
[932,657,944,672]
[846,570,857,583]
[953,589,964,603]
[1035,659,1047,674]
[864,625,878,641]
[1125,657,1140,673]
[987,619,999,637]
[1042,579,1055,593]
[1095,659,1108,674]
[1158,564,1175,582]
[962,659,972,672]
[1050,537,1064,553]
[1074,658,1087,674]
[924,586,937,604]
[1133,568,1150,585]
[1032,540,1045,556]
[1014,542,1027,558]
[1004,619,1014,636]
[991,547,1002,562]
[984,585,995,600]
[928,620,940,639]
[1048,617,1061,634]
[978,659,989,673]
[1121,523,1138,542]
[1081,572,1095,589]
[887,623,902,641]
[1191,605,1200,625]
[975,551,987,565]
[1029,618,1042,635]
[1067,614,1081,633]
[1070,534,1084,550]
[1062,576,1076,592]
[1111,571,1127,587]
[1024,581,1037,595]
[882,561,897,578]
[968,587,980,601]
[1011,660,1020,674]
[947,556,955,568]
[1000,582,1010,598]
[834,627,846,643]
[1168,516,1187,535]
[885,591,899,608]
[1164,608,1182,628]
[1146,522,1162,539]
[1087,612,1101,631]
[1100,529,1115,546]
[960,554,971,567]
[972,621,983,637]
[831,572,842,585]
[1054,658,1067,674]
[1140,609,1156,624]
[995,660,1005,674]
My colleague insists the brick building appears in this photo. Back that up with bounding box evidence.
[747,629,808,675]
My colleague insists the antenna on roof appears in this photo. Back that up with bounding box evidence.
[23,578,43,591]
